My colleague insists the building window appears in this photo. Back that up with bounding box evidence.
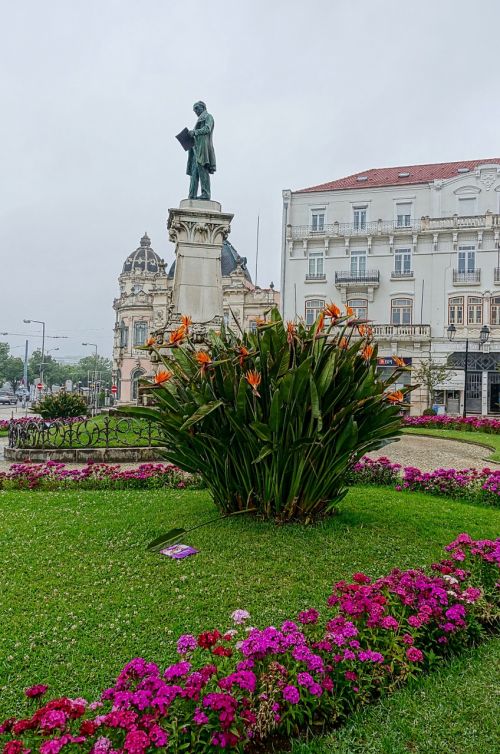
[353,206,367,230]
[305,299,325,325]
[457,246,476,273]
[391,298,413,325]
[311,210,325,232]
[131,368,145,401]
[467,296,483,325]
[308,250,324,277]
[348,298,368,319]
[119,321,128,348]
[223,312,230,327]
[491,297,500,325]
[394,248,412,276]
[114,369,121,400]
[458,197,477,216]
[395,202,412,227]
[448,296,464,325]
[350,249,367,276]
[249,320,257,333]
[133,321,148,346]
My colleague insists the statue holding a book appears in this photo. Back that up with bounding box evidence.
[176,101,216,201]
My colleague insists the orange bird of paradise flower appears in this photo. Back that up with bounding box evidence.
[181,315,192,330]
[154,370,173,385]
[386,390,404,403]
[196,351,212,372]
[357,324,373,338]
[237,345,250,366]
[345,305,354,317]
[361,344,374,361]
[169,326,186,345]
[315,311,325,335]
[339,336,349,350]
[245,370,261,395]
[324,303,341,319]
[255,317,267,327]
[392,356,406,368]
[286,321,296,345]
[145,337,155,347]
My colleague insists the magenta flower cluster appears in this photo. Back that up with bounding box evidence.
[0,462,203,491]
[351,456,500,507]
[1,536,498,753]
[403,415,500,433]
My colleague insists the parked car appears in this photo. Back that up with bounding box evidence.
[0,392,17,405]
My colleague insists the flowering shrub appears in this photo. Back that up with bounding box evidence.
[31,392,89,419]
[0,462,203,491]
[0,419,9,432]
[403,415,500,433]
[0,536,497,753]
[122,308,408,522]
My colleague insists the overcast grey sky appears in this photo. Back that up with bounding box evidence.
[1,0,499,360]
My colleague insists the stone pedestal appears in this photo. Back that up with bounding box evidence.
[167,199,233,323]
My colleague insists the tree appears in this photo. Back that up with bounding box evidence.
[27,349,68,387]
[0,342,25,390]
[69,356,113,387]
[412,358,455,409]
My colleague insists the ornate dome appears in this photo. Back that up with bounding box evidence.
[122,233,165,275]
[167,239,252,281]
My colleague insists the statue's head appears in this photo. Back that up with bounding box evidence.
[193,101,206,116]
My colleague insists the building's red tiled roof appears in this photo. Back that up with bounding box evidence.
[295,159,500,193]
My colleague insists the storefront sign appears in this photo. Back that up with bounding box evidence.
[377,357,412,367]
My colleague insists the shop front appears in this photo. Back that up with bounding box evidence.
[446,352,500,415]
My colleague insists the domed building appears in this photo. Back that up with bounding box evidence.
[113,233,280,403]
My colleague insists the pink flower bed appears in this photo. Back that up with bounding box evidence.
[403,415,500,433]
[351,457,500,506]
[0,536,498,753]
[0,462,203,491]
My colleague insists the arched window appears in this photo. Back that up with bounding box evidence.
[305,299,325,325]
[391,298,412,325]
[491,297,500,325]
[467,296,483,325]
[347,298,368,320]
[130,368,145,401]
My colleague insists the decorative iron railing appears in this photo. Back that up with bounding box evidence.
[8,416,166,450]
[452,269,481,284]
[335,270,380,284]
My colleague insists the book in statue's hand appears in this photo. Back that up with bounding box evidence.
[176,127,195,151]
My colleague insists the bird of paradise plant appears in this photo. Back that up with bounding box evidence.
[121,308,410,522]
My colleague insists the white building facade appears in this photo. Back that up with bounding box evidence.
[281,159,500,415]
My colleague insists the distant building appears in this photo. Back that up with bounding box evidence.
[281,159,500,415]
[113,233,279,403]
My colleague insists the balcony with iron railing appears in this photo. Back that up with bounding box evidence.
[335,270,380,286]
[495,268,500,284]
[452,269,481,285]
[288,212,500,240]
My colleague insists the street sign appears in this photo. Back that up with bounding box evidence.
[111,385,118,394]
[37,383,43,390]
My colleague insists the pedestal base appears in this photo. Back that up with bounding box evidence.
[167,199,233,324]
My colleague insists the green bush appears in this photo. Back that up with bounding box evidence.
[422,407,437,416]
[32,391,88,419]
[122,308,408,522]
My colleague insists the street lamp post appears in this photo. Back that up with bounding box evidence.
[82,342,98,413]
[23,318,45,387]
[447,324,490,417]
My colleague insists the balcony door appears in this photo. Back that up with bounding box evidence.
[350,250,366,277]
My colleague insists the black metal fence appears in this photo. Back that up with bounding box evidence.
[8,416,166,450]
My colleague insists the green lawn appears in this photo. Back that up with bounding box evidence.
[404,427,500,462]
[0,486,498,751]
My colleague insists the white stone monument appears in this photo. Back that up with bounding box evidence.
[167,199,233,327]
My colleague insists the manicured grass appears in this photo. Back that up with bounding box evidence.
[1,486,499,731]
[290,639,500,754]
[404,427,500,462]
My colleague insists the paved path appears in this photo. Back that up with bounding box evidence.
[366,434,494,472]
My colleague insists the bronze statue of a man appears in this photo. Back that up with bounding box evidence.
[187,101,216,201]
